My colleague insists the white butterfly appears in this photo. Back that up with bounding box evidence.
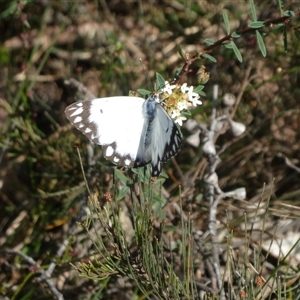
[65,94,181,177]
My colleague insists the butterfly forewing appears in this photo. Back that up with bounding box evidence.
[65,97,146,167]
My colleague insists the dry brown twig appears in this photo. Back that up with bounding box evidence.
[1,249,64,300]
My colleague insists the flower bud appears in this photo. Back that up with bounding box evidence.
[202,140,216,156]
[224,187,246,200]
[215,119,225,132]
[228,119,246,137]
[185,118,198,132]
[186,130,201,147]
[223,93,236,107]
[204,172,218,186]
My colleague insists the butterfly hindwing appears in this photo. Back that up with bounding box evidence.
[149,101,181,176]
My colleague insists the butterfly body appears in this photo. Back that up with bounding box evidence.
[65,94,181,176]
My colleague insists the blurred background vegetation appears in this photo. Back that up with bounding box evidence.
[1,0,300,299]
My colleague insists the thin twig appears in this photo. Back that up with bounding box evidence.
[1,249,64,300]
[170,13,298,85]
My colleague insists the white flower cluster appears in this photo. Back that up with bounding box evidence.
[162,81,202,126]
[180,83,202,107]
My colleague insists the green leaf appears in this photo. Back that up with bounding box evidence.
[222,9,230,34]
[0,2,18,19]
[204,38,215,45]
[284,10,295,17]
[132,165,152,182]
[278,0,284,14]
[248,21,265,29]
[155,73,166,89]
[232,31,241,38]
[196,193,203,201]
[193,85,204,93]
[137,89,151,96]
[256,30,266,57]
[158,169,168,179]
[202,53,217,63]
[181,109,192,117]
[177,44,185,59]
[116,186,130,201]
[152,195,167,213]
[0,46,9,63]
[224,42,233,49]
[114,169,128,184]
[230,41,243,62]
[174,66,182,78]
[249,0,257,21]
[294,30,300,40]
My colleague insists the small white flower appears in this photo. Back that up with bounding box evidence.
[189,95,202,107]
[175,115,187,126]
[171,109,181,119]
[180,83,202,107]
[186,85,194,95]
[180,83,189,93]
[177,101,188,111]
[162,81,176,95]
[187,86,197,101]
[186,87,202,107]
[171,108,186,126]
